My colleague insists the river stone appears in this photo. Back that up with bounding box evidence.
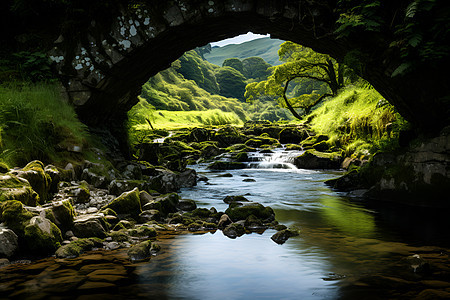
[0,174,40,206]
[271,229,299,245]
[139,209,161,223]
[177,199,197,211]
[102,188,142,219]
[217,214,232,229]
[51,199,75,232]
[127,240,152,262]
[222,223,245,239]
[73,214,107,238]
[294,150,342,169]
[13,160,52,203]
[139,190,153,207]
[81,168,108,188]
[44,165,61,193]
[225,202,275,222]
[0,228,18,257]
[24,214,63,255]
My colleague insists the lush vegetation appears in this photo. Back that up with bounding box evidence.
[307,84,408,158]
[0,83,89,166]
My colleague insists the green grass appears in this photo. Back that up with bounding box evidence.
[0,82,89,166]
[307,85,409,157]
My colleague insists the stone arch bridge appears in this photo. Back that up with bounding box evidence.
[48,0,449,136]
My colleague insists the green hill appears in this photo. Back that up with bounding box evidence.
[204,37,284,67]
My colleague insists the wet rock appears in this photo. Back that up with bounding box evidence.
[217,173,233,177]
[127,240,152,262]
[271,229,299,245]
[139,209,161,223]
[217,214,232,229]
[81,168,108,188]
[177,169,197,188]
[55,238,103,258]
[154,193,179,216]
[0,200,33,235]
[102,188,142,219]
[122,163,142,180]
[225,202,275,222]
[70,181,90,203]
[0,228,18,257]
[139,190,153,207]
[223,195,249,204]
[128,225,157,238]
[223,223,245,239]
[108,179,147,196]
[44,165,61,193]
[73,215,107,238]
[243,178,256,182]
[24,214,63,255]
[294,150,342,169]
[0,174,39,206]
[177,199,197,211]
[50,199,75,232]
[14,160,51,203]
[244,214,264,230]
[279,127,308,144]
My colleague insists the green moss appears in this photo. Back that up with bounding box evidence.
[127,240,152,262]
[0,200,33,235]
[225,203,275,222]
[0,174,39,206]
[21,160,52,203]
[109,230,130,242]
[24,218,63,256]
[55,237,104,258]
[129,225,157,238]
[102,188,142,219]
[101,207,118,217]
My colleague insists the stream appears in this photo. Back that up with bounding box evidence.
[1,149,449,299]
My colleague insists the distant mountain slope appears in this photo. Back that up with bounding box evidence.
[204,37,284,66]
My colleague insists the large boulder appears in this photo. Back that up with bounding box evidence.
[23,214,63,256]
[73,214,108,238]
[279,127,308,144]
[294,150,342,169]
[0,200,33,235]
[0,228,18,258]
[0,174,39,206]
[50,199,75,232]
[102,188,142,219]
[13,160,52,203]
[148,168,196,193]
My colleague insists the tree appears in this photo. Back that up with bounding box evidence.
[245,42,348,119]
[242,57,272,80]
[215,66,247,101]
[222,58,244,75]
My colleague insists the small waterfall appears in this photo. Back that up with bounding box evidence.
[248,150,303,170]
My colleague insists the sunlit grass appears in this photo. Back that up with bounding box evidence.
[308,85,409,156]
[0,82,88,166]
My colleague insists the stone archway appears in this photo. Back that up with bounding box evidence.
[49,0,449,135]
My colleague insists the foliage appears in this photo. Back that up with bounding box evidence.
[215,66,247,101]
[175,50,220,94]
[335,0,382,38]
[245,42,350,119]
[0,51,54,82]
[222,58,244,74]
[0,82,88,166]
[241,57,272,81]
[307,85,409,157]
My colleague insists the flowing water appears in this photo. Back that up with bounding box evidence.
[1,149,449,299]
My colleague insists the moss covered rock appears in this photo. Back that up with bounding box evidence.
[55,238,103,258]
[222,223,245,239]
[0,174,39,206]
[293,150,342,169]
[225,202,275,222]
[244,136,280,148]
[279,127,308,144]
[102,188,142,219]
[0,200,33,235]
[50,199,75,232]
[127,240,152,262]
[17,160,52,203]
[155,193,179,216]
[0,162,9,173]
[24,215,63,256]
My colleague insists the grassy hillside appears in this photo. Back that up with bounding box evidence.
[204,37,284,66]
